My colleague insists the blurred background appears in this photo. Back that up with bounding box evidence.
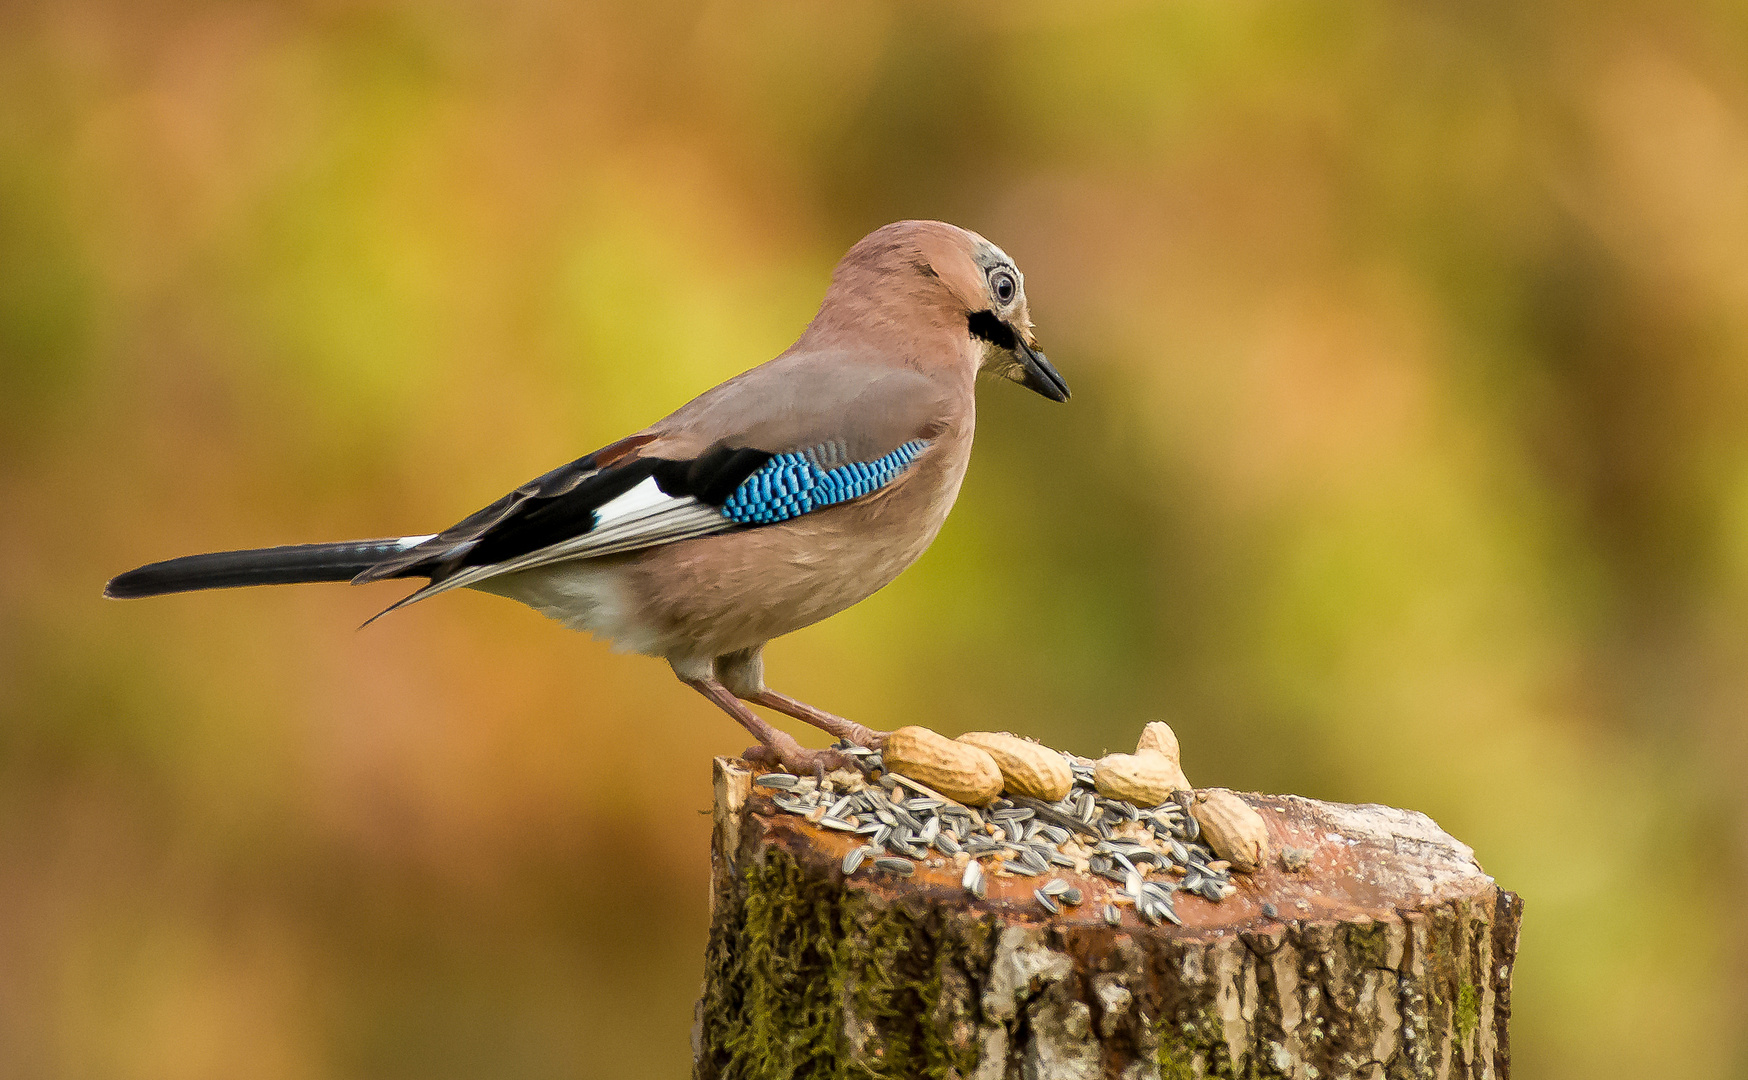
[2,0,1746,1076]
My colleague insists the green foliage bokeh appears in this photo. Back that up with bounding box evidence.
[2,2,1746,1077]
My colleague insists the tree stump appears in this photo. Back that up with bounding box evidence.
[695,757,1521,1080]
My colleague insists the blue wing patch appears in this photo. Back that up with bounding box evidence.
[720,440,930,525]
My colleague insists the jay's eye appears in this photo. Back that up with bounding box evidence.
[989,269,1017,305]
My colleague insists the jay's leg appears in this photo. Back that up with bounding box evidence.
[715,647,888,750]
[681,676,852,774]
[743,688,886,750]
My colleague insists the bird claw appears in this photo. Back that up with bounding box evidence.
[826,723,886,751]
[742,743,855,775]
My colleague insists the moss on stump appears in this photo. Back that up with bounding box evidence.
[695,758,1521,1080]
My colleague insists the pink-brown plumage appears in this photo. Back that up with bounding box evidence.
[105,220,1068,772]
[617,409,974,665]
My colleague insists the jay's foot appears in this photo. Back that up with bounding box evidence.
[743,689,887,750]
[741,741,855,775]
[682,676,857,774]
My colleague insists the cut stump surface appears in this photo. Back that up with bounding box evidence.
[696,757,1521,1080]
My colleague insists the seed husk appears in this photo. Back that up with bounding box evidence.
[755,729,1242,914]
[962,859,987,900]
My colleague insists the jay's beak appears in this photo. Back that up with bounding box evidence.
[1016,337,1070,402]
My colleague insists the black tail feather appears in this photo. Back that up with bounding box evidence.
[104,539,420,599]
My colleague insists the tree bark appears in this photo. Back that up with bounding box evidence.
[695,757,1521,1080]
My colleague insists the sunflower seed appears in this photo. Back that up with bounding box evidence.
[873,857,914,876]
[1103,904,1121,926]
[842,846,873,874]
[1034,889,1061,915]
[1037,824,1071,845]
[757,752,1238,913]
[962,859,985,898]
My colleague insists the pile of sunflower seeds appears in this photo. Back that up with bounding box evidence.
[748,740,1236,924]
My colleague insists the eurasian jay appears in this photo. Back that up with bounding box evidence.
[106,220,1070,772]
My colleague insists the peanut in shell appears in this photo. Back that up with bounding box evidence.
[956,731,1073,801]
[882,726,1003,806]
[1135,721,1181,762]
[1093,751,1190,805]
[1191,788,1271,873]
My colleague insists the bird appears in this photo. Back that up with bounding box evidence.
[105,220,1070,773]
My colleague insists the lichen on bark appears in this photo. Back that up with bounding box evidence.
[697,847,994,1079]
[695,758,1522,1080]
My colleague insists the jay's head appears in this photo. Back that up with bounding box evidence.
[820,220,1070,403]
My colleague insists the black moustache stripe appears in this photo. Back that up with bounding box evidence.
[967,310,1017,351]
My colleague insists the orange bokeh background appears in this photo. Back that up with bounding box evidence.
[3,2,1747,1077]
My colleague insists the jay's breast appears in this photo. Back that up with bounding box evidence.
[617,434,972,659]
